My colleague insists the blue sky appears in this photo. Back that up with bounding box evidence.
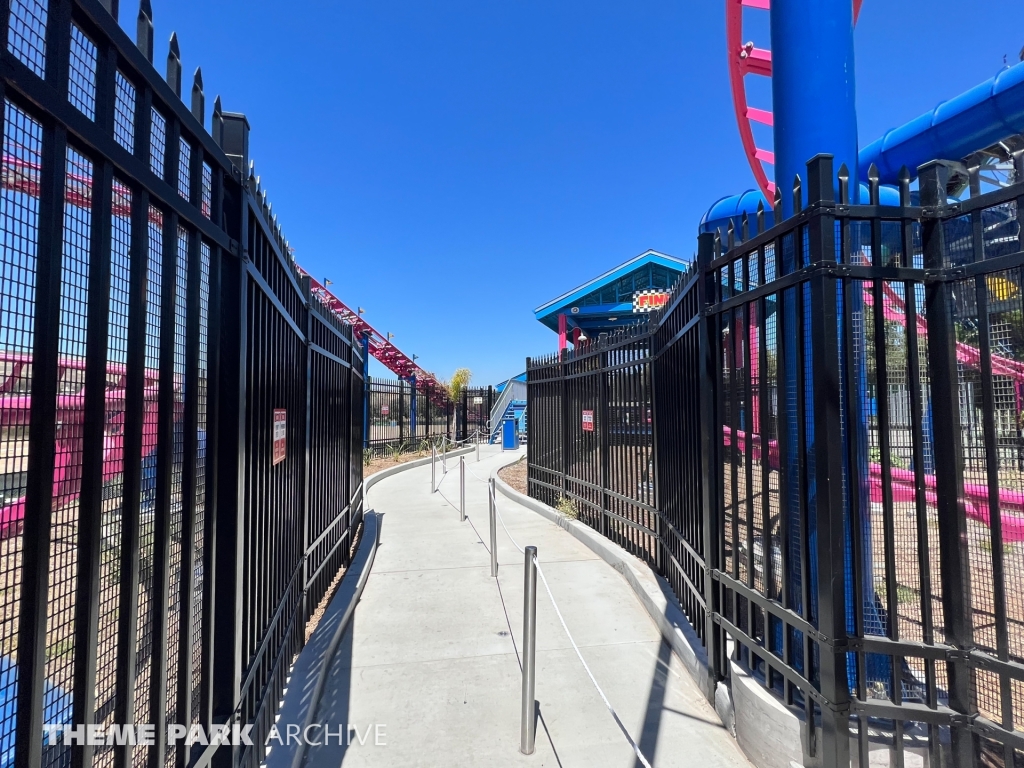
[137,1,1023,385]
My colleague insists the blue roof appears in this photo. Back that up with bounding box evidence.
[534,250,689,332]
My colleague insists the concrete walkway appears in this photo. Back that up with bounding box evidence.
[303,445,750,768]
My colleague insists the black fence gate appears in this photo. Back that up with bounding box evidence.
[0,2,364,767]
[528,152,1024,768]
[458,385,493,442]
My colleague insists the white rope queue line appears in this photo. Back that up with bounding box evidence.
[473,469,655,768]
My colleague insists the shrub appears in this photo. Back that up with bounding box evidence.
[556,495,578,520]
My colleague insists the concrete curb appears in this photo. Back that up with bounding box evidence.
[364,446,474,493]
[491,469,824,768]
[265,511,381,768]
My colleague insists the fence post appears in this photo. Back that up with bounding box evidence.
[461,387,467,442]
[460,456,466,522]
[211,112,251,768]
[410,374,417,440]
[696,230,721,703]
[806,154,851,768]
[599,350,610,538]
[920,161,977,768]
[521,546,538,755]
[362,334,370,449]
[524,360,532,491]
[14,6,71,763]
[560,349,569,500]
[398,377,406,443]
[489,478,499,577]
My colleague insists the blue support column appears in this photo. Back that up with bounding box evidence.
[770,0,858,216]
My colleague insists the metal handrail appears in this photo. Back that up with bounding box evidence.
[489,380,526,441]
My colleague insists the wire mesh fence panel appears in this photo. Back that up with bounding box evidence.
[526,154,1024,768]
[0,4,365,767]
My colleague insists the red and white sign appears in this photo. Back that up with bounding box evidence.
[582,410,594,432]
[273,409,287,465]
[633,289,670,313]
[381,405,390,416]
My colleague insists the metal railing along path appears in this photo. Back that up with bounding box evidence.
[459,461,654,767]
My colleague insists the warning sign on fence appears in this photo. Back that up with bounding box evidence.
[273,409,287,465]
[381,405,390,415]
[582,410,594,432]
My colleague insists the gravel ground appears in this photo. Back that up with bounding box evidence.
[498,457,527,494]
[365,449,433,476]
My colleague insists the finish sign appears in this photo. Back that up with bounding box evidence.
[272,409,287,465]
[582,410,594,432]
[633,289,670,313]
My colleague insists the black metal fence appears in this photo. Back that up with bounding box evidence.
[366,376,451,450]
[459,385,494,442]
[0,2,364,767]
[528,152,1024,768]
[365,381,493,451]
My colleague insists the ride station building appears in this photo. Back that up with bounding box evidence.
[533,249,689,350]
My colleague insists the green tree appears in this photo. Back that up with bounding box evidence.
[447,368,472,403]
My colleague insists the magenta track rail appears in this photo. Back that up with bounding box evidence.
[0,152,447,538]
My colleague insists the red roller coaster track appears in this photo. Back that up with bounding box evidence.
[727,0,863,200]
[2,147,447,392]
[0,153,452,538]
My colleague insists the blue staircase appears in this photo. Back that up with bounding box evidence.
[489,377,528,444]
[489,399,526,444]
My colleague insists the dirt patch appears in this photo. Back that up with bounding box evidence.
[499,457,527,495]
[304,519,365,641]
[365,449,433,476]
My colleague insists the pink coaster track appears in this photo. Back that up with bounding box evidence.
[726,0,863,201]
[723,279,1024,541]
[0,150,446,538]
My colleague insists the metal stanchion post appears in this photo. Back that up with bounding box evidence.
[521,546,537,755]
[476,430,480,463]
[431,443,436,492]
[443,438,447,472]
[489,478,498,577]
[459,456,466,522]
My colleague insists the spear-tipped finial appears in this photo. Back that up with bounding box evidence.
[167,33,182,97]
[99,0,119,21]
[211,96,224,146]
[837,163,850,205]
[898,166,912,206]
[137,0,154,62]
[726,220,735,251]
[773,186,782,222]
[756,199,765,236]
[967,160,981,197]
[191,67,204,125]
[867,163,880,205]
[792,174,802,214]
[740,212,749,243]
